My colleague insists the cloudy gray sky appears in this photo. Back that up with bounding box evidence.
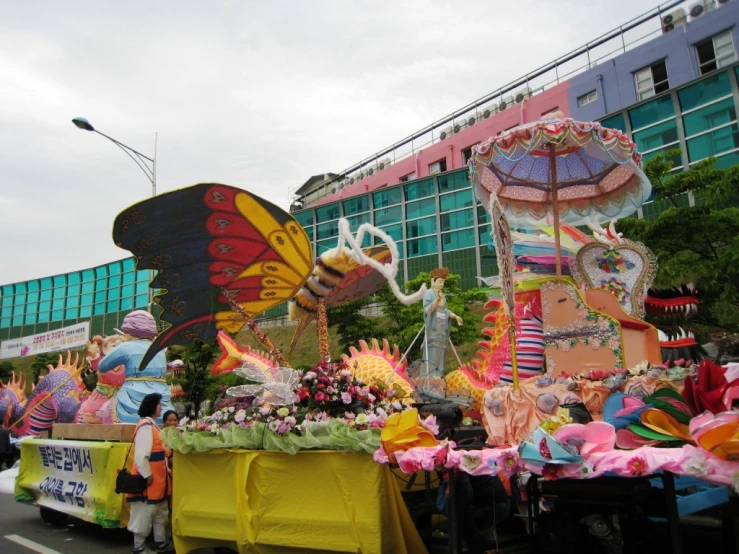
[0,0,665,284]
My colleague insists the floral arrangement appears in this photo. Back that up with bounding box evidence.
[168,360,410,453]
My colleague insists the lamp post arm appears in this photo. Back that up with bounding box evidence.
[93,130,155,184]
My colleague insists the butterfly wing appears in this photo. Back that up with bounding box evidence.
[113,183,313,368]
[322,246,391,308]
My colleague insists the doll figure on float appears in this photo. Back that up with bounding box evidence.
[89,310,173,424]
[76,334,127,423]
[422,267,463,377]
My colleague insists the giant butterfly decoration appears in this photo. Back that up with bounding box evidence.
[113,184,313,369]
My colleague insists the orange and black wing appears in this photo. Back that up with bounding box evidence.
[113,183,313,368]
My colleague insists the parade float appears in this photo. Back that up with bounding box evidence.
[3,114,737,553]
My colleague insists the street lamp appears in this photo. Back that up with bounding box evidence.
[71,117,157,197]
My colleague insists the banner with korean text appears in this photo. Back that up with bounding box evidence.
[0,321,90,359]
[15,439,130,528]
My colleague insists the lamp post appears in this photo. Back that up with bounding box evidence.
[72,117,158,311]
[71,117,157,197]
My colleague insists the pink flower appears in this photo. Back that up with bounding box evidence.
[278,423,289,434]
[284,416,296,426]
[421,415,440,436]
[259,407,271,416]
[627,456,647,477]
[341,392,352,404]
[341,369,352,378]
[344,411,356,420]
[314,392,327,402]
[234,412,246,423]
[500,452,519,476]
[303,371,317,381]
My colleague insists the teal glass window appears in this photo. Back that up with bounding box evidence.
[39,301,50,312]
[437,170,469,193]
[13,304,24,316]
[122,285,134,298]
[41,277,52,290]
[108,288,121,300]
[316,240,337,255]
[53,275,65,287]
[51,310,63,321]
[135,295,149,308]
[1,307,10,318]
[53,287,65,299]
[679,71,731,112]
[27,291,38,303]
[346,212,371,231]
[27,281,39,292]
[1,318,10,328]
[13,293,26,305]
[682,97,736,137]
[440,189,473,212]
[66,296,79,308]
[315,203,340,223]
[120,298,133,311]
[122,272,134,285]
[122,258,135,271]
[109,275,121,288]
[442,229,476,251]
[304,227,314,241]
[0,296,9,308]
[15,283,26,294]
[80,294,92,306]
[316,220,339,240]
[12,315,23,326]
[27,302,38,314]
[714,150,739,168]
[642,145,683,167]
[37,312,49,323]
[135,282,149,295]
[108,262,121,275]
[52,299,64,310]
[67,284,79,297]
[406,216,437,238]
[95,280,107,292]
[1,285,11,296]
[406,197,436,219]
[67,273,80,285]
[403,178,434,201]
[342,196,369,216]
[65,308,78,320]
[628,95,675,131]
[106,300,120,312]
[374,206,402,226]
[375,223,403,243]
[82,270,94,282]
[25,313,36,326]
[81,282,93,293]
[687,123,739,161]
[79,306,92,318]
[94,291,106,304]
[407,236,437,257]
[632,119,678,152]
[600,113,627,132]
[373,187,401,208]
[440,209,474,232]
[136,271,149,283]
[95,266,107,279]
[479,225,492,246]
[93,304,105,316]
[294,210,314,227]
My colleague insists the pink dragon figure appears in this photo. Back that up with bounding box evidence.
[76,335,126,424]
[0,352,87,437]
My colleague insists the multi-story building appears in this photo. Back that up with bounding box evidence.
[2,0,738,340]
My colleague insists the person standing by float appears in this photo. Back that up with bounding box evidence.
[94,310,174,423]
[128,393,174,554]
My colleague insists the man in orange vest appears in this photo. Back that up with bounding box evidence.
[127,393,174,554]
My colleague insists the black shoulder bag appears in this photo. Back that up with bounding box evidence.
[115,425,149,495]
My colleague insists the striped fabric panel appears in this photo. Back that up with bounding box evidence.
[500,315,544,382]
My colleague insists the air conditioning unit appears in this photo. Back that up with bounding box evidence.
[661,8,687,32]
[515,87,532,103]
[453,120,467,133]
[377,158,392,170]
[690,0,716,19]
[481,105,497,119]
[367,167,374,176]
[466,115,476,127]
[499,95,515,111]
[440,125,454,140]
[338,181,345,189]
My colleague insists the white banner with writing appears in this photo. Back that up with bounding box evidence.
[0,321,90,359]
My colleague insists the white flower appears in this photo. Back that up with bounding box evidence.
[684,454,710,478]
[212,411,223,421]
[178,417,189,426]
[210,422,219,432]
[228,406,235,413]
[579,463,595,478]
[277,407,289,417]
[356,413,370,425]
[460,454,481,472]
[391,401,403,411]
[268,420,280,432]
[284,416,297,426]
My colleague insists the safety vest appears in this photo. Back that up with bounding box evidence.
[126,418,169,504]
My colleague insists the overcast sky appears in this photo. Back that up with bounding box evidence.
[0,0,666,285]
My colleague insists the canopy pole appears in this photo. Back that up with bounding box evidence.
[549,144,562,277]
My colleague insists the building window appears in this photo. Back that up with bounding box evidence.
[399,172,416,183]
[429,159,447,175]
[696,30,737,75]
[541,107,559,116]
[635,61,669,101]
[578,90,598,107]
[462,147,473,165]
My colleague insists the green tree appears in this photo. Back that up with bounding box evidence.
[327,298,380,353]
[31,353,60,382]
[376,272,487,370]
[617,151,739,341]
[0,361,15,383]
[167,338,218,416]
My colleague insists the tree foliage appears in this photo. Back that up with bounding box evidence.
[0,361,15,383]
[375,272,487,365]
[31,353,60,382]
[617,151,739,334]
[167,338,218,415]
[327,298,380,354]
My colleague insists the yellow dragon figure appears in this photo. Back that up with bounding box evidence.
[340,339,415,397]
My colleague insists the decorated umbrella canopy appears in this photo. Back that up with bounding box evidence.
[470,113,651,276]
